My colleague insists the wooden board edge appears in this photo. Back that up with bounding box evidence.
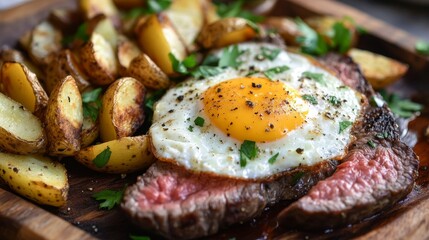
[280,0,429,71]
[0,188,95,240]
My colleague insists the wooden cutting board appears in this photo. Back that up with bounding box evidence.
[1,0,429,239]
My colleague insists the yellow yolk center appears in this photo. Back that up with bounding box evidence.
[203,77,308,142]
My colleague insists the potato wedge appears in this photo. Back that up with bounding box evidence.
[348,48,409,89]
[100,77,145,142]
[79,0,119,23]
[117,35,141,76]
[80,33,118,86]
[88,14,119,49]
[128,53,170,89]
[197,17,258,49]
[45,76,83,156]
[0,153,68,207]
[29,21,62,67]
[45,50,91,94]
[113,0,145,9]
[263,17,300,46]
[48,8,82,34]
[202,0,220,24]
[81,116,99,147]
[165,0,205,51]
[75,135,155,174]
[0,92,46,154]
[0,47,45,80]
[137,13,187,75]
[0,62,48,117]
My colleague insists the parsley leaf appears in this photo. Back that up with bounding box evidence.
[145,89,166,110]
[92,147,112,168]
[367,140,376,149]
[82,88,103,122]
[295,18,328,56]
[188,125,194,132]
[356,25,368,35]
[331,22,352,54]
[239,140,258,168]
[169,53,196,74]
[215,0,263,23]
[261,46,281,60]
[379,90,423,118]
[302,71,326,85]
[62,22,89,46]
[194,116,205,127]
[219,45,244,69]
[302,94,318,105]
[376,132,389,139]
[130,235,151,240]
[339,120,353,133]
[416,40,429,55]
[263,65,290,80]
[191,66,223,79]
[328,95,341,107]
[125,0,172,18]
[268,152,279,164]
[92,187,125,210]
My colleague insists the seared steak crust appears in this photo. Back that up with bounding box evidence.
[278,55,419,230]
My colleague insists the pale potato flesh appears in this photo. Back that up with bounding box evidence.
[93,17,119,48]
[92,33,118,76]
[30,21,62,65]
[59,78,84,129]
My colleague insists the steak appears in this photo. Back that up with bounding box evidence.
[277,54,419,229]
[122,53,419,238]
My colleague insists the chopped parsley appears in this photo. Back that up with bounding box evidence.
[263,65,290,80]
[191,66,223,79]
[331,22,353,54]
[130,236,151,240]
[268,152,279,164]
[415,40,429,55]
[239,140,259,168]
[328,95,341,107]
[215,0,263,23]
[367,140,376,149]
[62,22,89,46]
[295,18,328,56]
[92,147,112,168]
[194,116,205,127]
[92,187,125,210]
[376,132,389,139]
[302,94,318,105]
[219,45,244,69]
[145,89,166,110]
[188,125,194,132]
[339,120,353,133]
[379,90,423,118]
[125,0,172,19]
[82,88,103,122]
[302,71,325,85]
[169,53,197,74]
[261,46,281,60]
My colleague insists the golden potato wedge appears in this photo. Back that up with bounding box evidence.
[88,14,119,49]
[128,53,170,89]
[0,47,45,80]
[117,35,141,76]
[99,77,145,142]
[79,0,119,23]
[263,17,300,46]
[29,21,62,67]
[137,13,187,75]
[348,48,409,89]
[45,76,83,156]
[0,92,46,154]
[0,153,68,207]
[0,62,48,117]
[75,135,155,174]
[202,0,220,24]
[81,116,99,147]
[165,0,205,51]
[197,17,258,49]
[80,33,118,86]
[45,50,91,94]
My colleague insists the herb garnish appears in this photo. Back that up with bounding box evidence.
[215,0,263,23]
[415,40,429,55]
[125,0,172,19]
[331,22,352,54]
[169,53,197,75]
[328,95,341,107]
[302,71,325,85]
[261,46,281,60]
[62,22,89,47]
[302,94,318,105]
[263,65,290,80]
[295,18,328,56]
[130,235,151,240]
[376,132,389,139]
[188,125,194,132]
[145,89,166,110]
[92,147,112,168]
[92,186,125,210]
[367,140,376,149]
[268,152,279,164]
[339,120,353,133]
[191,66,223,79]
[194,116,205,127]
[239,140,259,167]
[219,45,244,69]
[82,88,103,122]
[379,90,423,118]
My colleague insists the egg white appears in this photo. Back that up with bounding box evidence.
[149,42,364,179]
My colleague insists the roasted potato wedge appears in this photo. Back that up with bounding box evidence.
[0,92,46,154]
[112,0,145,9]
[263,17,300,46]
[348,48,408,89]
[128,53,170,89]
[0,62,48,117]
[0,153,68,207]
[202,0,220,24]
[137,13,187,75]
[75,135,155,174]
[100,77,145,142]
[45,76,83,156]
[80,33,118,86]
[48,8,82,34]
[0,47,45,79]
[117,35,141,76]
[88,14,119,49]
[81,116,99,147]
[165,0,205,51]
[45,49,91,94]
[197,17,258,49]
[29,21,62,67]
[79,0,119,23]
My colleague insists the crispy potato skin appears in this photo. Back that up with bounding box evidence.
[264,17,301,46]
[75,135,155,174]
[0,93,46,154]
[100,77,146,142]
[0,153,68,207]
[197,17,258,49]
[128,53,171,90]
[45,76,83,156]
[0,62,48,118]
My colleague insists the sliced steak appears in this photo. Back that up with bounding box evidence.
[122,160,337,239]
[277,55,419,230]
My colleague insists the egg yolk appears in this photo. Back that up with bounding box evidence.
[203,77,308,142]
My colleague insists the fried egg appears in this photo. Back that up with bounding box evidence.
[149,42,364,179]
